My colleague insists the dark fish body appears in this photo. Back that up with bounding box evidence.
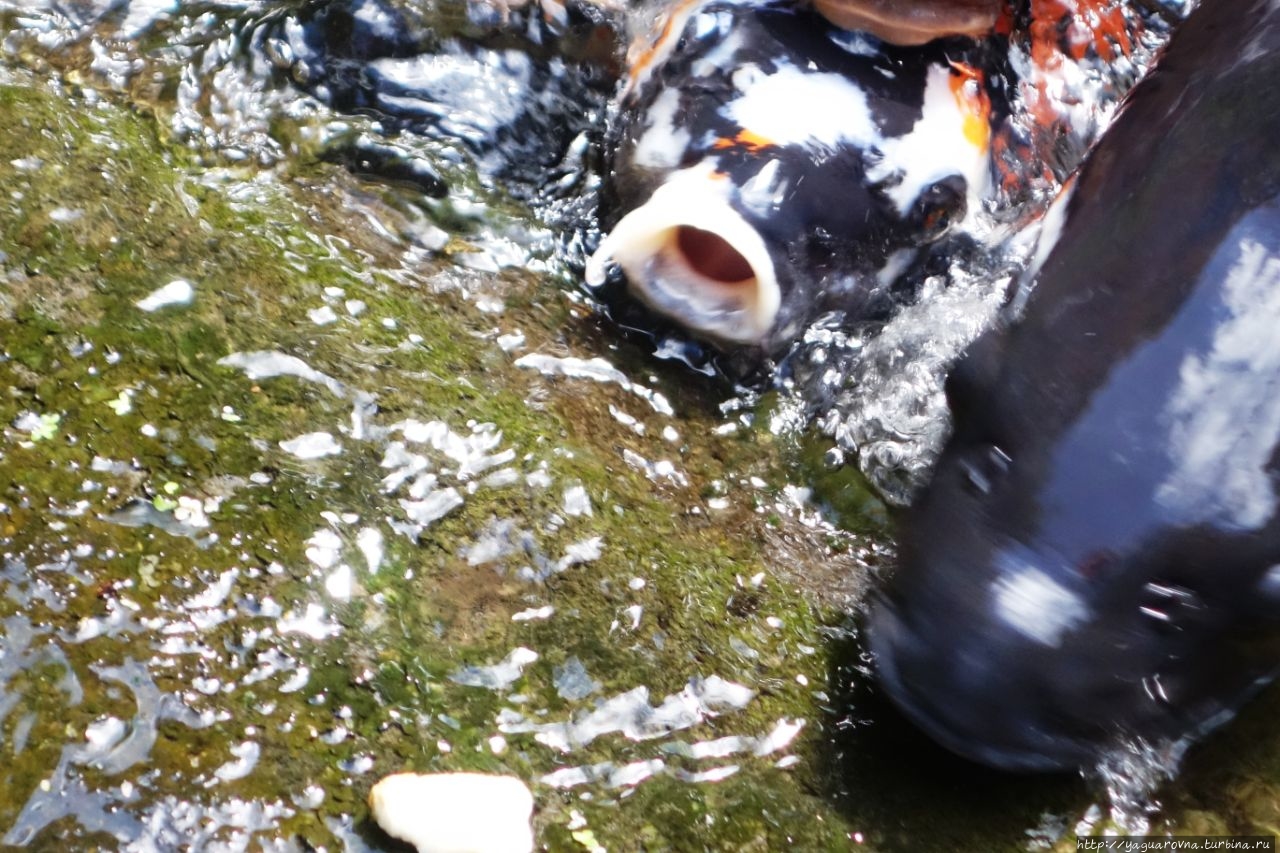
[590,0,995,350]
[868,0,1280,771]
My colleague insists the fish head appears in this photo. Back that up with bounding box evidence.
[593,2,994,351]
[868,323,1280,771]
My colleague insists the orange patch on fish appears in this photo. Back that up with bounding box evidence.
[624,0,703,100]
[948,61,991,150]
[994,0,1016,36]
[1023,0,1143,131]
[712,129,775,153]
[1073,0,1133,62]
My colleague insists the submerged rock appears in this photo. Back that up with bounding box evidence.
[369,772,534,853]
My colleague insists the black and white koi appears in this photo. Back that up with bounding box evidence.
[869,0,1280,771]
[588,0,995,350]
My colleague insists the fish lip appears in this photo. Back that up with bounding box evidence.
[867,597,1094,772]
[587,173,781,345]
[632,253,767,343]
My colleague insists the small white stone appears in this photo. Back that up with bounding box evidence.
[368,772,534,853]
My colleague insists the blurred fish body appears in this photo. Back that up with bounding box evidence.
[589,0,994,350]
[868,0,1280,771]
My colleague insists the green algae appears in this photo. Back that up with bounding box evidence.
[0,75,872,849]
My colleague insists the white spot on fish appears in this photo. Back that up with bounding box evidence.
[632,88,692,170]
[724,63,878,150]
[992,563,1088,646]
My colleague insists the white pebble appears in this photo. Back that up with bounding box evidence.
[368,772,534,853]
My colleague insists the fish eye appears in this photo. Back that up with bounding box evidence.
[909,175,967,243]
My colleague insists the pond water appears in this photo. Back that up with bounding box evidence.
[0,0,1277,850]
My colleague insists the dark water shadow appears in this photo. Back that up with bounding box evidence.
[1158,679,1280,835]
[821,621,1280,849]
[818,624,1091,852]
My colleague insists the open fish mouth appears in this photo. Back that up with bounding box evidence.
[587,176,781,346]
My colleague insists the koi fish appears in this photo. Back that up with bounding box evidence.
[869,0,1280,771]
[588,0,995,350]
